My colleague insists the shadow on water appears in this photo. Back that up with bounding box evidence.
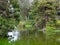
[19,31,46,45]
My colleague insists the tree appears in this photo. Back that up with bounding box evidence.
[29,0,57,32]
[0,0,20,37]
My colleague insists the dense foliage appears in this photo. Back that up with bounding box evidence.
[0,0,60,37]
[0,0,60,45]
[0,0,20,37]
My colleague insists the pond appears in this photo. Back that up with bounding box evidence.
[0,31,60,45]
[0,31,46,45]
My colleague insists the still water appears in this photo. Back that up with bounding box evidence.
[0,31,60,45]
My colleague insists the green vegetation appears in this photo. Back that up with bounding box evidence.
[0,0,60,45]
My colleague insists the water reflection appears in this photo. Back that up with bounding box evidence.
[7,28,46,45]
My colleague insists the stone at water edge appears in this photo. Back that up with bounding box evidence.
[8,30,20,43]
